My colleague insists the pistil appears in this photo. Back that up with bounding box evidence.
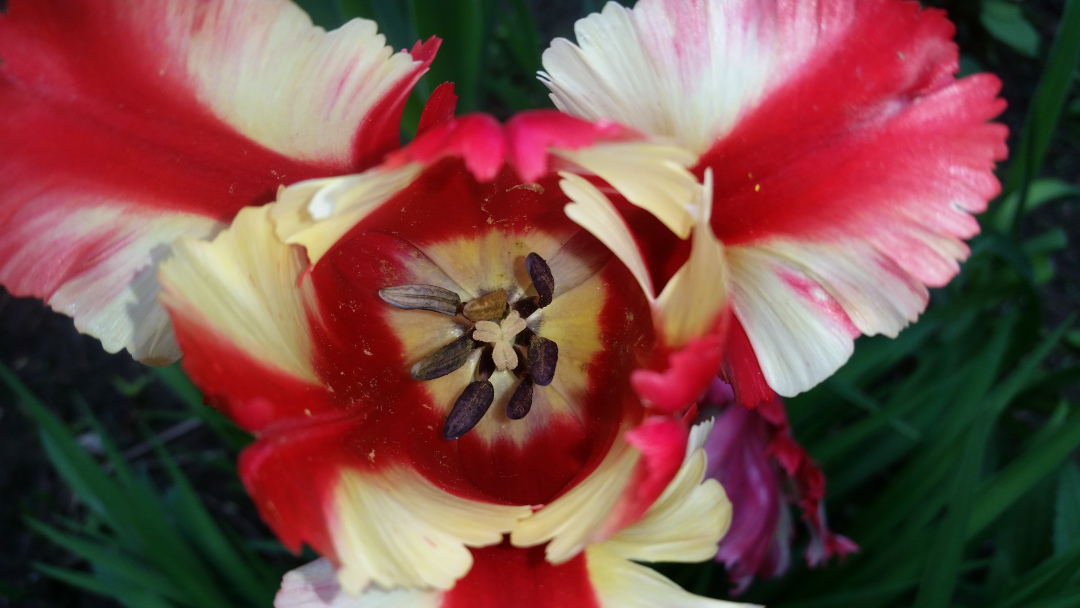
[472,311,528,371]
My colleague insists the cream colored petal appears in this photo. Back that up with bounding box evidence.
[655,170,729,347]
[540,0,851,156]
[272,164,423,266]
[158,204,316,382]
[600,453,730,563]
[586,546,757,608]
[331,468,532,594]
[556,142,699,238]
[560,172,655,300]
[510,437,640,563]
[180,0,427,164]
[755,238,928,339]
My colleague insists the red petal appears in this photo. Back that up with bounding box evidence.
[701,2,1007,281]
[442,543,600,608]
[718,319,774,409]
[630,321,726,414]
[0,0,433,359]
[417,81,460,136]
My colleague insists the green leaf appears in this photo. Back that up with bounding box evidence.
[292,0,347,28]
[1000,178,1080,217]
[150,436,277,605]
[1054,462,1080,554]
[969,406,1080,537]
[410,0,488,111]
[912,408,995,608]
[981,0,1041,57]
[26,520,185,603]
[993,0,1080,233]
[33,563,134,601]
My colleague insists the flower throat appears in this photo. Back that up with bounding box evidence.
[379,252,560,440]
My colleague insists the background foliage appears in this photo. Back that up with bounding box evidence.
[1,0,1078,607]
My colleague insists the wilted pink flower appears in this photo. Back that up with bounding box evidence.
[703,380,857,593]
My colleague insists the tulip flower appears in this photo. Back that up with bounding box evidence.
[0,0,1005,605]
[701,381,857,593]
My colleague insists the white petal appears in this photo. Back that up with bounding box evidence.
[275,559,440,608]
[541,0,853,155]
[727,246,860,397]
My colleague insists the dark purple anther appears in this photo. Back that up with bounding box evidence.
[412,333,474,381]
[526,252,555,307]
[527,337,558,386]
[443,380,495,440]
[506,377,534,420]
[514,297,540,320]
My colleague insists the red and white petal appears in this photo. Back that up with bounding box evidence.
[585,546,751,608]
[276,559,440,608]
[241,413,532,596]
[510,417,688,563]
[721,235,929,397]
[0,205,219,363]
[158,205,336,429]
[330,468,531,594]
[171,2,435,166]
[541,0,803,155]
[727,246,861,397]
[0,0,431,362]
[601,420,731,563]
[543,0,1006,402]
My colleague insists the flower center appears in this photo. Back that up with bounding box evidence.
[379,252,561,440]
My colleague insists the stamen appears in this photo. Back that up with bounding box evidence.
[463,289,508,322]
[444,380,495,440]
[379,284,461,316]
[411,334,474,381]
[527,337,558,386]
[526,253,555,307]
[506,376,533,420]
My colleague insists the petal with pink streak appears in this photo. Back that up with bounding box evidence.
[542,0,1006,399]
[0,0,434,362]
